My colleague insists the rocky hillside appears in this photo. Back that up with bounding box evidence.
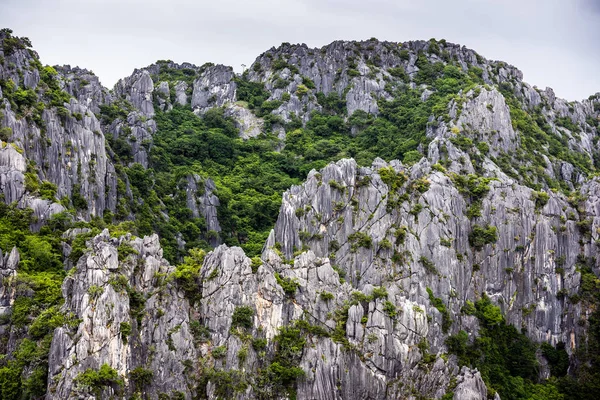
[1,27,600,399]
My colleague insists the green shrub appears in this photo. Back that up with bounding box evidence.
[383,301,397,318]
[269,325,306,386]
[372,286,388,299]
[128,289,146,325]
[171,248,205,303]
[38,181,58,201]
[301,76,315,89]
[419,256,437,274]
[394,226,407,245]
[74,364,123,393]
[71,184,88,210]
[446,295,544,400]
[119,322,132,342]
[13,88,37,110]
[88,285,104,301]
[129,367,153,390]
[231,306,254,330]
[348,231,372,250]
[476,141,490,154]
[469,224,498,250]
[328,179,346,191]
[237,346,248,364]
[0,364,22,400]
[252,338,268,351]
[412,177,430,193]
[541,342,569,377]
[388,67,409,81]
[212,345,227,359]
[250,256,262,273]
[320,291,334,301]
[410,203,423,216]
[403,150,422,165]
[24,172,40,193]
[531,190,550,209]
[28,306,65,338]
[461,300,476,315]
[275,273,300,296]
[378,166,406,191]
[117,242,138,261]
[0,126,12,141]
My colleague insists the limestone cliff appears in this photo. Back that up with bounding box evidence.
[1,27,600,400]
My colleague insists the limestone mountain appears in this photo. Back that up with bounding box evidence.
[1,27,599,400]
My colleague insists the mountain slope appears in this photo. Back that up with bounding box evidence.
[1,27,600,399]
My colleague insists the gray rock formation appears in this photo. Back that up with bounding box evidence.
[48,230,197,399]
[42,151,599,399]
[224,103,264,139]
[193,243,487,399]
[454,87,519,156]
[56,66,113,114]
[0,247,19,333]
[191,65,237,114]
[3,29,600,400]
[114,69,155,118]
[1,40,118,220]
[184,175,222,246]
[155,81,172,112]
[270,154,585,350]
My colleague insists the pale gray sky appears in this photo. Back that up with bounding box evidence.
[1,0,599,100]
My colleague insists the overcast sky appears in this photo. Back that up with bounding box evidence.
[1,0,599,100]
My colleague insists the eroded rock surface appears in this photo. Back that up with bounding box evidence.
[48,231,197,399]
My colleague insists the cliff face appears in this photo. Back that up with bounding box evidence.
[1,27,600,400]
[41,154,599,399]
[0,29,218,237]
[47,231,197,399]
[0,31,117,224]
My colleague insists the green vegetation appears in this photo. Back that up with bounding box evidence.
[558,256,600,399]
[231,306,254,330]
[419,256,437,274]
[383,301,397,318]
[263,326,306,393]
[211,345,227,359]
[379,166,406,192]
[451,173,494,218]
[129,367,153,391]
[348,231,373,250]
[497,88,595,191]
[446,295,564,400]
[119,322,132,342]
[320,291,334,301]
[148,106,296,259]
[117,242,138,261]
[0,201,67,400]
[275,273,300,296]
[199,323,309,399]
[469,224,498,250]
[115,52,502,263]
[532,190,550,210]
[427,288,452,333]
[74,364,123,395]
[170,248,206,304]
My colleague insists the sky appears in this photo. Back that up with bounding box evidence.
[1,0,599,100]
